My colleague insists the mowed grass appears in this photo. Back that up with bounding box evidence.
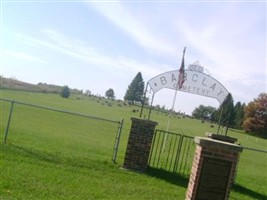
[0,90,267,200]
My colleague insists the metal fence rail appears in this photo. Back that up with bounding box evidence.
[148,129,195,177]
[148,129,267,198]
[235,146,267,188]
[1,98,123,163]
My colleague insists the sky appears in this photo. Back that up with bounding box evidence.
[1,0,266,115]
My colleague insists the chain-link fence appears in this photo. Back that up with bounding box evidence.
[1,98,123,164]
[1,97,266,197]
[234,147,267,198]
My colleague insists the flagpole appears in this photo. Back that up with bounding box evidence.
[166,47,186,132]
[166,82,179,132]
[162,47,186,153]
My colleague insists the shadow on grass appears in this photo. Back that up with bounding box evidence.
[146,167,267,200]
[4,144,267,199]
[233,184,267,200]
[6,143,64,164]
[4,143,112,170]
[145,167,189,188]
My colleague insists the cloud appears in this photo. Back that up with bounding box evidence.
[4,1,265,107]
[89,2,265,81]
[3,49,47,64]
[88,2,177,56]
[13,29,166,79]
[170,3,266,104]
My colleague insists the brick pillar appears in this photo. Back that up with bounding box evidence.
[186,133,243,200]
[123,117,158,172]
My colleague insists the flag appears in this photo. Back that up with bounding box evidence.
[163,47,187,150]
[178,47,186,89]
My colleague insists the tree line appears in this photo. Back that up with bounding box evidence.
[192,93,267,137]
[122,72,266,137]
[60,72,266,137]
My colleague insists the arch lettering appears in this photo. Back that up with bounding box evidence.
[148,70,229,104]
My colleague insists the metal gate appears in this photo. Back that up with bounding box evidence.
[148,129,195,177]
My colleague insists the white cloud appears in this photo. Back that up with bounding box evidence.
[89,2,265,81]
[169,4,266,104]
[88,2,177,56]
[3,2,265,111]
[13,30,167,79]
[3,49,47,64]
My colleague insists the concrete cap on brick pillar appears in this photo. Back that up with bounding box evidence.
[194,137,243,152]
[130,117,158,126]
[206,132,238,144]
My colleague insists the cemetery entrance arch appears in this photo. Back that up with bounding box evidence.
[140,68,229,119]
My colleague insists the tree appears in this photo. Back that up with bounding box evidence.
[192,105,216,121]
[233,102,246,129]
[60,85,70,98]
[84,90,91,96]
[124,72,144,104]
[243,93,267,137]
[105,88,115,99]
[216,93,234,126]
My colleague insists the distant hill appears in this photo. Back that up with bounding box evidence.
[0,76,82,94]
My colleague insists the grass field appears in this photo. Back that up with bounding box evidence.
[0,90,266,199]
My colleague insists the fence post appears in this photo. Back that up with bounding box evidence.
[4,101,15,144]
[173,135,184,173]
[112,118,124,164]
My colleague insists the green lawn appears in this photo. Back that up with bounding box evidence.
[0,90,266,199]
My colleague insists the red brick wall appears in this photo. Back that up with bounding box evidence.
[186,137,242,200]
[123,117,158,172]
